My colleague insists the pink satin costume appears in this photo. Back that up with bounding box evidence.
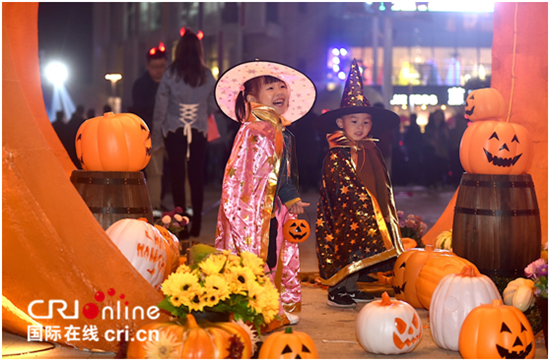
[215,103,302,313]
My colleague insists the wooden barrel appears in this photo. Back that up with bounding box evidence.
[452,173,541,277]
[70,170,153,230]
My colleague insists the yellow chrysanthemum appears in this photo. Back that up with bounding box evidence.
[176,264,191,274]
[143,329,181,359]
[199,254,226,276]
[228,266,256,295]
[240,251,265,276]
[161,272,201,297]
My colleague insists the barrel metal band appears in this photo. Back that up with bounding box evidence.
[70,176,144,185]
[454,206,539,217]
[88,206,152,214]
[460,179,534,188]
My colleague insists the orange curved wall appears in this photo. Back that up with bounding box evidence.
[2,3,168,352]
[424,2,548,245]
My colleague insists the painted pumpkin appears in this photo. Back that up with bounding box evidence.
[356,292,422,354]
[435,230,452,251]
[459,299,535,359]
[75,112,152,171]
[154,224,181,278]
[415,254,477,310]
[430,266,501,351]
[283,218,311,243]
[259,327,319,359]
[106,218,167,289]
[503,278,536,312]
[459,120,533,175]
[464,88,506,121]
[126,314,253,359]
[391,245,452,308]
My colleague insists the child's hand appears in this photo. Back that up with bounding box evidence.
[289,201,310,215]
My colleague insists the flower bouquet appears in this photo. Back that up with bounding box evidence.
[156,207,189,236]
[158,247,280,333]
[397,211,428,248]
[524,243,548,299]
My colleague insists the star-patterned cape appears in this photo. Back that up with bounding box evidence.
[316,141,403,286]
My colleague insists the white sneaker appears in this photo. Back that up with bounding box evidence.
[284,311,299,325]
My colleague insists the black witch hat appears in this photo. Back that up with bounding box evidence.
[314,59,400,136]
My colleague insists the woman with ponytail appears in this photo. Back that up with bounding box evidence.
[152,29,217,238]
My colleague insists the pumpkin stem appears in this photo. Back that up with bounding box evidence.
[380,292,392,306]
[285,327,294,334]
[104,112,114,117]
[425,245,435,252]
[186,314,199,328]
[458,265,480,277]
[492,299,503,307]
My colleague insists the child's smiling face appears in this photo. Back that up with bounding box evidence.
[336,113,373,141]
[249,80,289,115]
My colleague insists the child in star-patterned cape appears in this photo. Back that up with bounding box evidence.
[313,59,404,308]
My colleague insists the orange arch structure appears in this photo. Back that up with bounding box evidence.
[2,3,168,352]
[423,2,548,246]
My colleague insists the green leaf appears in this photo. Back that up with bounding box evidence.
[189,244,218,264]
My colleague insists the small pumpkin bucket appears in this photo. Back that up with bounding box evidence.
[282,210,311,243]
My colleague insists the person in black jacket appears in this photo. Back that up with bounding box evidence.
[132,44,167,214]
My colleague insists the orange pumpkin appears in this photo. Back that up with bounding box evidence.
[391,245,452,308]
[458,299,535,359]
[415,254,477,310]
[154,224,181,279]
[75,112,151,171]
[464,88,506,121]
[126,314,253,359]
[401,237,417,250]
[283,218,311,243]
[259,326,319,359]
[459,120,533,175]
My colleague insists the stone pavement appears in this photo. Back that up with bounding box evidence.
[3,185,548,358]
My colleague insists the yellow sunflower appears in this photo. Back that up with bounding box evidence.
[204,274,230,301]
[245,280,265,315]
[240,252,265,276]
[225,254,242,269]
[176,264,191,274]
[228,266,256,295]
[199,254,226,276]
[181,288,206,312]
[161,272,201,297]
[143,329,181,359]
[202,291,221,308]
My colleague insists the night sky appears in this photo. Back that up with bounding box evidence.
[38,3,93,84]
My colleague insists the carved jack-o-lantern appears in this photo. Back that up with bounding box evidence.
[464,88,506,121]
[259,327,319,359]
[459,299,535,359]
[283,218,311,243]
[391,245,451,308]
[356,292,423,355]
[459,120,533,175]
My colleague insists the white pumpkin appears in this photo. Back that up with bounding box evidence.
[435,230,452,251]
[106,218,167,289]
[356,292,422,355]
[503,278,536,312]
[429,265,501,351]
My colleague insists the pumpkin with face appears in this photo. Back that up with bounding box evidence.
[283,218,311,243]
[459,120,533,175]
[464,88,506,121]
[75,112,152,171]
[459,299,535,359]
[391,245,451,308]
[356,292,423,354]
[259,327,319,359]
